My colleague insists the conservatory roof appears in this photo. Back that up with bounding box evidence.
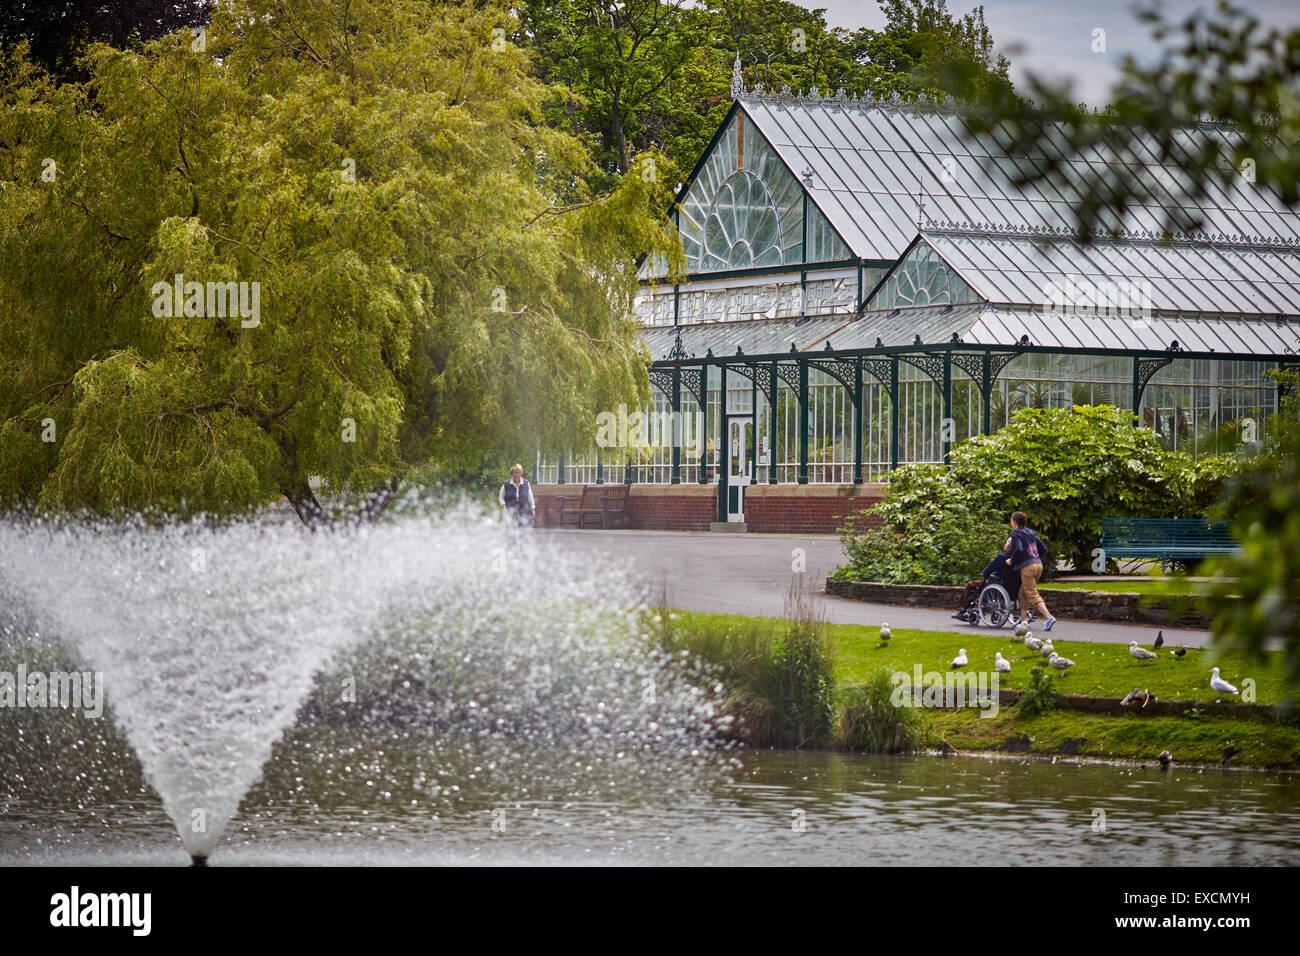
[737,92,1300,263]
[643,304,1300,361]
[907,227,1300,315]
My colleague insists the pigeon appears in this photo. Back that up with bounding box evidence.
[1129,641,1160,661]
[1014,621,1030,638]
[1040,640,1055,658]
[1024,635,1043,652]
[1048,652,1076,672]
[1209,667,1239,696]
[1172,647,1187,658]
[879,623,892,642]
[951,648,968,668]
[1154,631,1164,649]
[994,652,1011,673]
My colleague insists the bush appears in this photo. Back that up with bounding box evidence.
[837,405,1244,583]
[838,669,929,752]
[1016,666,1059,718]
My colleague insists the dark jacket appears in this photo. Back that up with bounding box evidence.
[1007,526,1047,571]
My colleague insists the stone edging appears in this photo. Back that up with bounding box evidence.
[825,578,1210,629]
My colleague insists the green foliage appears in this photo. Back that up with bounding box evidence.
[838,668,928,753]
[1203,370,1300,690]
[837,463,1006,586]
[766,608,835,748]
[1015,666,1058,718]
[837,405,1243,583]
[0,0,678,519]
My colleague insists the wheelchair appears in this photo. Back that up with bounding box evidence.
[956,564,1037,629]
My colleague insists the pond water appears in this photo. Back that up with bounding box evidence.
[3,728,1297,866]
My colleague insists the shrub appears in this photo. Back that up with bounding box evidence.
[838,669,929,752]
[1016,666,1059,718]
[836,405,1245,583]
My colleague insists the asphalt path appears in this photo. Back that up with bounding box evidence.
[543,529,1213,648]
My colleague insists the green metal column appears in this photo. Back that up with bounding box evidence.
[889,356,900,471]
[1131,354,1142,426]
[853,358,864,484]
[798,359,809,485]
[557,454,566,485]
[942,350,952,465]
[595,451,603,485]
[768,361,778,484]
[670,369,681,485]
[981,351,992,435]
[718,364,729,522]
[698,364,709,485]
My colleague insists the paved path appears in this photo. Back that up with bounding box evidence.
[544,529,1213,648]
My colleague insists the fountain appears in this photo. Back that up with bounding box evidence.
[0,504,722,864]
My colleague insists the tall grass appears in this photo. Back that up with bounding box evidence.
[838,670,929,753]
[650,582,836,748]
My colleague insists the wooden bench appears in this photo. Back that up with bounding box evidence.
[556,484,631,529]
[557,486,604,528]
[1099,517,1236,570]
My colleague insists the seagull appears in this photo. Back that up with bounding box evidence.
[1040,640,1055,658]
[1129,641,1160,661]
[1024,635,1043,652]
[1154,631,1165,649]
[1048,652,1076,672]
[1209,667,1239,696]
[1172,647,1187,658]
[1120,688,1156,708]
[994,652,1011,673]
[879,623,892,642]
[1014,621,1030,638]
[951,648,968,668]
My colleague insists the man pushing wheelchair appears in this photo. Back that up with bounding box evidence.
[953,511,1057,631]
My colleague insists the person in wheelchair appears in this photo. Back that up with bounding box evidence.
[953,548,1021,623]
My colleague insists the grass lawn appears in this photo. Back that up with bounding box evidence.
[667,609,1287,704]
[1040,579,1210,596]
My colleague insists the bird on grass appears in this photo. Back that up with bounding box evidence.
[1154,631,1164,649]
[879,623,892,644]
[951,648,968,668]
[1048,652,1076,672]
[995,652,1011,674]
[1120,688,1156,708]
[1172,647,1187,658]
[1040,640,1055,658]
[1129,641,1160,661]
[1024,634,1043,652]
[1209,667,1239,698]
[1014,621,1030,638]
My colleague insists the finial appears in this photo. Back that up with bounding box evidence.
[731,53,744,99]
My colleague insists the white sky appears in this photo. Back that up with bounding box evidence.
[816,0,1300,106]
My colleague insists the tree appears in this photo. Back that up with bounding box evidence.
[0,0,678,524]
[0,0,213,81]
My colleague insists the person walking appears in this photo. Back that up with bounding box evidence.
[499,463,535,527]
[1005,511,1055,631]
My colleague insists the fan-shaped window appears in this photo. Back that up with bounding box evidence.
[871,242,979,309]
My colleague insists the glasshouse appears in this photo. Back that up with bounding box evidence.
[534,69,1300,533]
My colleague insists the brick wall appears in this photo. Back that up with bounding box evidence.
[532,483,885,534]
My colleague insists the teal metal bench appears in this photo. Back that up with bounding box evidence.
[1099,517,1236,571]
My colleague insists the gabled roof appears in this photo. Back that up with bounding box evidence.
[737,92,1300,263]
[642,303,1300,360]
[917,226,1300,315]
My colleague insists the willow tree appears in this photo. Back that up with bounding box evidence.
[0,0,677,523]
